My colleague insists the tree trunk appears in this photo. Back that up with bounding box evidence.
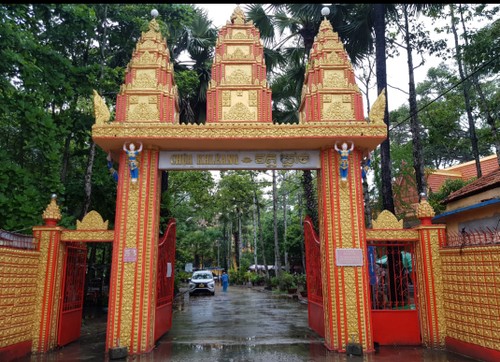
[283,176,289,273]
[252,193,258,272]
[302,170,318,232]
[450,4,482,177]
[374,3,395,213]
[362,155,373,228]
[82,142,96,217]
[272,170,281,277]
[403,5,427,198]
[458,5,500,167]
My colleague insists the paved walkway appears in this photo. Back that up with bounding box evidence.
[18,284,478,362]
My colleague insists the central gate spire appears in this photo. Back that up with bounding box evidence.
[206,5,272,123]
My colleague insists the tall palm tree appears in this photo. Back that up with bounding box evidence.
[245,4,393,225]
[170,6,218,124]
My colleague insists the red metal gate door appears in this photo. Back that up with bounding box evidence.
[154,219,176,342]
[57,243,87,346]
[368,242,421,345]
[304,216,324,338]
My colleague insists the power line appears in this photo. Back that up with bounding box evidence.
[389,54,499,132]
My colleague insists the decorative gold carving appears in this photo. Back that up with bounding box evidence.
[371,210,403,229]
[322,101,354,120]
[417,198,436,219]
[223,102,256,121]
[323,94,332,103]
[42,195,61,221]
[61,230,114,242]
[249,90,257,106]
[137,39,156,50]
[132,70,157,89]
[93,90,111,125]
[323,70,348,88]
[226,68,252,84]
[319,18,336,37]
[134,51,157,65]
[76,210,109,230]
[0,249,38,348]
[222,91,231,106]
[366,229,419,241]
[127,95,160,121]
[326,51,343,64]
[230,5,246,25]
[93,122,387,139]
[368,89,386,124]
[232,29,248,39]
[226,45,251,59]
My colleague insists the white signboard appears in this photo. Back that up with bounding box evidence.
[159,150,320,170]
[123,248,137,263]
[166,262,172,278]
[335,248,364,267]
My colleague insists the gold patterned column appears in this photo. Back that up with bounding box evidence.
[318,148,373,352]
[415,198,447,347]
[106,148,161,354]
[31,195,64,353]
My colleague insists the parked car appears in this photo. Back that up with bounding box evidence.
[189,270,216,296]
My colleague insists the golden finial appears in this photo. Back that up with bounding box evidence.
[42,194,62,224]
[230,5,246,24]
[368,88,386,124]
[93,90,111,124]
[417,193,435,219]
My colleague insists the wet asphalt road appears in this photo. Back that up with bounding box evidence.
[23,284,478,362]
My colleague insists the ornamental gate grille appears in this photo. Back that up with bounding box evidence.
[303,216,324,338]
[154,219,177,342]
[57,243,87,346]
[366,228,421,346]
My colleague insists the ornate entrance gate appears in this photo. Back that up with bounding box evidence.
[304,216,324,338]
[57,243,87,346]
[154,219,176,342]
[22,6,451,358]
[91,6,387,355]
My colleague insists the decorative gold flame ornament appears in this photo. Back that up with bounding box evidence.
[93,90,111,125]
[42,194,62,224]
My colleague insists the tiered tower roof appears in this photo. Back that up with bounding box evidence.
[206,6,272,123]
[92,7,386,154]
[114,16,179,124]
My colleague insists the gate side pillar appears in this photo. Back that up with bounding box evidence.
[415,197,447,347]
[31,195,64,353]
[318,148,374,352]
[106,148,161,355]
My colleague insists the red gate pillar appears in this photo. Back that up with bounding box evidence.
[106,148,161,355]
[31,195,64,353]
[318,148,374,352]
[415,197,447,347]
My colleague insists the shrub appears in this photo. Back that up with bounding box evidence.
[278,271,296,291]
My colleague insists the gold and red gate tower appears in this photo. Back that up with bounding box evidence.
[91,6,387,354]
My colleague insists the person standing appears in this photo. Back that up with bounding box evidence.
[221,271,229,292]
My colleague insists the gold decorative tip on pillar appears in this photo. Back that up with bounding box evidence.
[42,194,62,225]
[417,195,435,219]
